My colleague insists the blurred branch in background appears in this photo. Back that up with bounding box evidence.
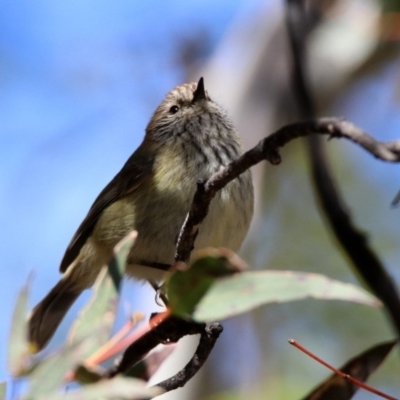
[285,0,400,337]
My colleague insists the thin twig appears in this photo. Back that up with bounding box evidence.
[86,312,170,369]
[289,339,398,400]
[83,313,143,367]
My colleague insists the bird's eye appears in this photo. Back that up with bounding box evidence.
[169,105,179,114]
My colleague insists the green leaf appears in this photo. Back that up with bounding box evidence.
[193,270,381,321]
[0,381,6,400]
[302,340,397,400]
[167,248,244,317]
[44,376,162,400]
[22,337,96,400]
[68,231,137,351]
[74,364,103,384]
[8,280,31,376]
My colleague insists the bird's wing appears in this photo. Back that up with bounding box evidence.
[59,144,154,272]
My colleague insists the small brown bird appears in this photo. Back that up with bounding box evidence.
[29,78,254,351]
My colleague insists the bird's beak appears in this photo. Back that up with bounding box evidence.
[192,77,207,104]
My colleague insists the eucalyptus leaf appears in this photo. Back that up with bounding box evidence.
[193,270,380,321]
[43,376,162,400]
[0,381,6,400]
[8,281,31,376]
[74,364,103,385]
[167,248,243,316]
[23,327,107,400]
[68,232,137,351]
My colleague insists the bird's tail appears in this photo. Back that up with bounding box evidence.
[29,278,81,352]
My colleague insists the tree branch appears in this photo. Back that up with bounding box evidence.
[284,0,400,336]
[175,117,400,264]
[154,323,223,392]
[106,317,205,378]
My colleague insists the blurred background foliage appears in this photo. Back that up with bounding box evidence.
[2,0,400,399]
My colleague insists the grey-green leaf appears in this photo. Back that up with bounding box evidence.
[68,231,137,351]
[167,248,244,317]
[43,376,162,400]
[22,337,95,400]
[193,270,381,321]
[8,281,31,376]
[0,381,6,400]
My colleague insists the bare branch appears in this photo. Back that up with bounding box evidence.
[104,319,222,395]
[175,117,400,264]
[154,323,223,392]
[106,317,205,378]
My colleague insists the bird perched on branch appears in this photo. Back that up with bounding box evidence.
[29,77,254,351]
